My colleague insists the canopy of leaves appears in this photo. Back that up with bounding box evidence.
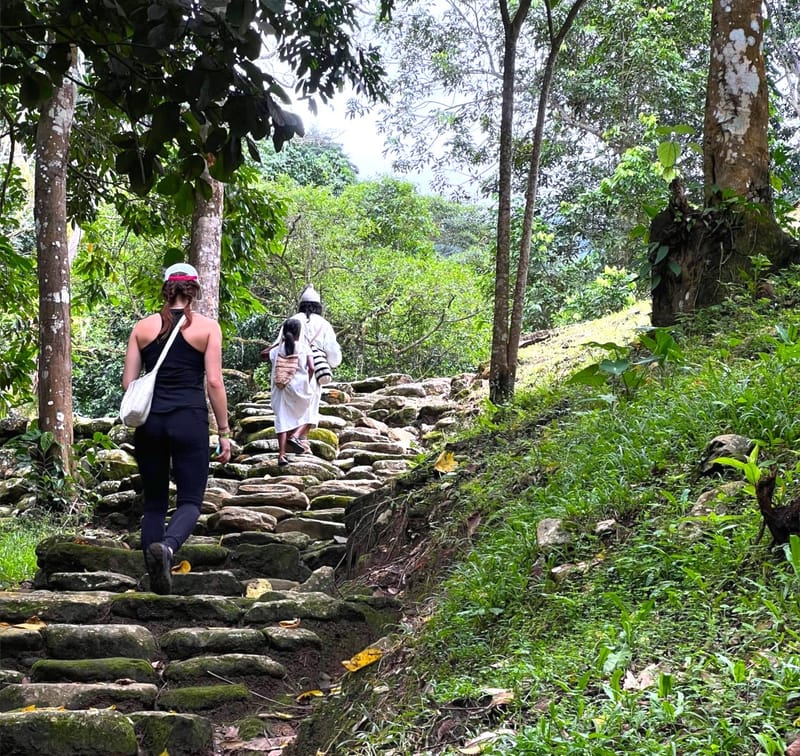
[0,0,393,196]
[257,131,358,194]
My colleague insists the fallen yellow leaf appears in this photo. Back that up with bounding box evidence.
[171,560,191,574]
[279,618,301,628]
[0,619,46,632]
[434,450,458,474]
[245,578,273,599]
[341,647,382,672]
[296,689,325,702]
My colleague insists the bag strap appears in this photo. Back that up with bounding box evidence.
[151,314,187,375]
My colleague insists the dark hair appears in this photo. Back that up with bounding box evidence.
[158,279,200,338]
[282,318,301,355]
[298,300,323,317]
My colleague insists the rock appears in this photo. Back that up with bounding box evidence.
[221,531,311,550]
[164,653,284,681]
[536,518,573,549]
[698,434,754,474]
[0,709,138,755]
[159,627,268,659]
[157,684,251,712]
[169,571,245,597]
[130,712,214,756]
[274,517,346,541]
[262,626,322,650]
[380,383,427,398]
[35,540,144,580]
[227,543,311,583]
[205,507,277,534]
[244,592,362,623]
[0,478,29,506]
[0,682,158,712]
[0,590,116,624]
[295,566,336,595]
[44,623,158,660]
[93,449,139,481]
[31,657,158,684]
[110,594,244,624]
[47,571,138,592]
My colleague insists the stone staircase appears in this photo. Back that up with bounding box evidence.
[0,374,481,754]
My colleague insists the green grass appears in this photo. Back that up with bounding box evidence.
[0,514,64,588]
[338,268,800,755]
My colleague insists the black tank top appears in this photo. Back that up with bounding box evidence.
[140,310,206,413]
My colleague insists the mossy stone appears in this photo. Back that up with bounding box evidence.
[309,427,339,449]
[0,709,138,754]
[31,657,158,684]
[130,711,214,755]
[158,684,250,712]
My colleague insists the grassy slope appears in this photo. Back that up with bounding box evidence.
[324,271,800,755]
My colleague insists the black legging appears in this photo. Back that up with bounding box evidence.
[134,407,209,556]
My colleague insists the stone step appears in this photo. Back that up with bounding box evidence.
[0,372,465,752]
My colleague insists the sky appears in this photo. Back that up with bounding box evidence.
[301,97,437,193]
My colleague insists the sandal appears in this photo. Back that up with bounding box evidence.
[286,437,305,454]
[277,455,289,467]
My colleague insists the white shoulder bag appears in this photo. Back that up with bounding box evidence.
[119,314,187,427]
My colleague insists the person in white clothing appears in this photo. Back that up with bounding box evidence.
[268,317,314,465]
[286,285,342,453]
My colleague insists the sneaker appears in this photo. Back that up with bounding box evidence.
[147,542,173,595]
[286,437,305,454]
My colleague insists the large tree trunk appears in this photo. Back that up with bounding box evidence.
[35,59,77,473]
[651,0,799,326]
[703,0,771,207]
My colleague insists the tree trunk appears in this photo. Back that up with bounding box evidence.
[703,0,771,207]
[35,58,77,473]
[651,0,800,326]
[189,174,224,320]
[489,0,531,406]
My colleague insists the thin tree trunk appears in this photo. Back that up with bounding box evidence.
[489,0,532,406]
[189,169,224,434]
[35,56,77,473]
[189,174,224,320]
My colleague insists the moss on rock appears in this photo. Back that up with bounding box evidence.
[158,683,250,712]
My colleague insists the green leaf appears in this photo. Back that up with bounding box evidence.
[568,364,608,387]
[653,245,670,265]
[157,173,183,196]
[598,358,631,376]
[182,154,207,179]
[667,259,682,277]
[204,128,228,153]
[657,141,680,169]
[150,102,182,143]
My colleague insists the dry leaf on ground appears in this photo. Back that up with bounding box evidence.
[341,647,383,672]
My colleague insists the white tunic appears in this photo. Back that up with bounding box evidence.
[268,341,314,434]
[289,313,342,421]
